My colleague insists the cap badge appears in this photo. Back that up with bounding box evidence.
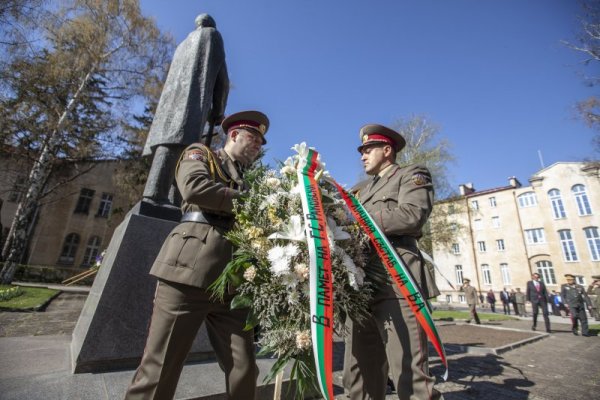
[412,173,429,186]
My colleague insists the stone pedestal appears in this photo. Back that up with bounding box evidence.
[70,202,214,373]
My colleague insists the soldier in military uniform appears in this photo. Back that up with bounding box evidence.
[587,275,600,321]
[561,273,593,336]
[342,124,443,400]
[125,111,269,400]
[460,278,481,324]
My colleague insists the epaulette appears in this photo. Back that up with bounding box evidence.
[176,143,234,188]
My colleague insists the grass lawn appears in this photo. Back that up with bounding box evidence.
[0,284,59,310]
[432,309,517,321]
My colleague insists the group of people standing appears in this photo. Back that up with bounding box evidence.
[462,273,597,337]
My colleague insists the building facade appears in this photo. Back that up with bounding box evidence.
[1,152,131,270]
[433,162,600,304]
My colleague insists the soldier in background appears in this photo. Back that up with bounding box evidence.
[514,287,527,317]
[562,274,593,336]
[461,278,481,324]
[587,275,600,321]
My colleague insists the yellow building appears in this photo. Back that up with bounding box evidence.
[433,162,600,304]
[0,151,130,272]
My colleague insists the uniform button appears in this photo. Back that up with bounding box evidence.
[182,232,186,235]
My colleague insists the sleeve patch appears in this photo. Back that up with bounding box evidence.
[412,173,429,186]
[187,150,206,161]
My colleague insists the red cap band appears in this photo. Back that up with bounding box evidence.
[364,134,395,147]
[229,120,260,130]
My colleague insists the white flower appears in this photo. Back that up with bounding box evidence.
[337,248,365,289]
[291,142,310,159]
[265,177,281,188]
[294,263,309,282]
[327,217,351,241]
[280,156,297,175]
[243,266,257,282]
[268,215,306,241]
[295,330,312,350]
[287,290,300,305]
[267,243,300,276]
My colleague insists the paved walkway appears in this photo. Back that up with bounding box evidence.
[0,288,598,399]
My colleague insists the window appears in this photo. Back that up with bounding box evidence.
[455,265,463,285]
[576,276,585,285]
[82,236,102,266]
[518,192,538,208]
[572,184,592,216]
[8,176,26,203]
[74,188,95,214]
[445,294,452,303]
[536,260,556,285]
[477,241,486,252]
[584,227,600,261]
[448,204,455,214]
[471,200,479,210]
[500,263,511,285]
[450,223,458,232]
[525,228,545,244]
[58,233,80,264]
[458,294,466,304]
[481,264,492,285]
[489,197,497,207]
[492,216,500,228]
[548,189,566,219]
[496,239,505,251]
[451,243,460,254]
[474,219,483,230]
[559,229,579,262]
[96,193,113,218]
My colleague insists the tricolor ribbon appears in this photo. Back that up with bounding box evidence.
[327,177,449,380]
[297,149,334,400]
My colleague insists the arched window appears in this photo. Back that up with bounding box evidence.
[535,260,556,285]
[584,227,600,261]
[481,264,492,285]
[548,189,566,219]
[517,192,538,208]
[572,184,592,216]
[558,229,579,262]
[82,236,102,266]
[59,233,80,264]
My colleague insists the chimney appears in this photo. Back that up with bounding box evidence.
[459,182,475,196]
[508,176,521,188]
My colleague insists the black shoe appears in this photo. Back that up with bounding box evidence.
[531,326,536,331]
[573,330,579,336]
[582,333,590,337]
[546,329,551,333]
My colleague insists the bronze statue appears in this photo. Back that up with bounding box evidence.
[142,14,229,206]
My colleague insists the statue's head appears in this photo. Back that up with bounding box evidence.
[195,14,216,29]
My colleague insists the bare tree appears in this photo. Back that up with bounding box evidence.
[0,0,173,283]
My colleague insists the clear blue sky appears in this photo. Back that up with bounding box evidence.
[140,0,598,195]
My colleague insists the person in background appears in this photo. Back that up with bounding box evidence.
[461,278,481,324]
[562,273,593,336]
[514,288,526,317]
[500,287,511,315]
[510,289,519,316]
[526,272,551,333]
[587,276,600,321]
[486,289,497,313]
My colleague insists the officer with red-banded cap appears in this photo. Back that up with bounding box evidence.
[343,124,443,400]
[125,110,269,400]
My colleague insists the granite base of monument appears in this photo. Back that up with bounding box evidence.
[70,202,214,373]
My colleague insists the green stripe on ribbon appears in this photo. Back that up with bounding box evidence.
[297,149,334,399]
[328,178,448,379]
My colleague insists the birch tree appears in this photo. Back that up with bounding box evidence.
[0,0,172,283]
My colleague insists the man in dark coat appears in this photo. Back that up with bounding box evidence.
[500,287,511,315]
[526,272,551,333]
[343,124,443,400]
[562,274,593,336]
[125,111,269,400]
[142,14,229,206]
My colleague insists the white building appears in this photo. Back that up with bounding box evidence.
[433,162,600,304]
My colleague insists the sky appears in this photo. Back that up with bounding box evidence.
[139,0,599,195]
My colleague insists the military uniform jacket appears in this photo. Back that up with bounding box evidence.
[461,285,478,306]
[561,283,592,309]
[357,163,439,299]
[150,144,243,288]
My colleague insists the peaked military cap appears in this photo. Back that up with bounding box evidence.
[222,110,269,144]
[463,278,471,283]
[357,124,406,153]
[564,273,575,278]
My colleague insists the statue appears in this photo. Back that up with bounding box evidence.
[142,14,229,206]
